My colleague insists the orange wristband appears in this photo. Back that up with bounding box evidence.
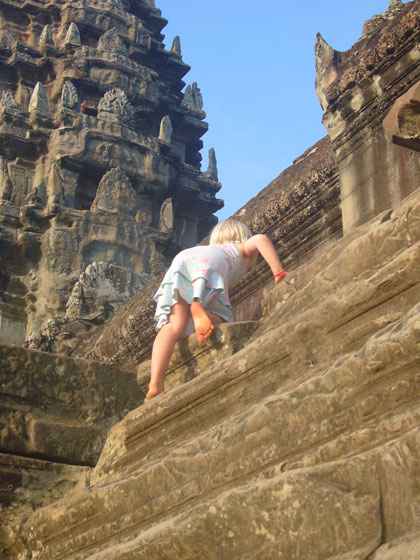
[274,270,287,277]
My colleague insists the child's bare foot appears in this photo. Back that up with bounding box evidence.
[147,384,163,400]
[190,301,214,343]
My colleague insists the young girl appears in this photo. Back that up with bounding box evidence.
[147,220,287,399]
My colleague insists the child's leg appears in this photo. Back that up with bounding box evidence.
[148,298,189,398]
[190,301,225,343]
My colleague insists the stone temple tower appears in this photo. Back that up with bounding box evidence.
[0,0,222,346]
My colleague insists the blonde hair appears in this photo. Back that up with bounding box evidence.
[209,219,252,245]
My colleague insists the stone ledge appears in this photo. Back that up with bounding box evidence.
[0,343,144,465]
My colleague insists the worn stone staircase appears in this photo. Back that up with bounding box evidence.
[22,188,420,559]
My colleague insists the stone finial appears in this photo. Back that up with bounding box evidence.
[64,23,81,47]
[98,88,134,123]
[158,115,172,143]
[0,157,13,200]
[0,90,20,111]
[182,85,194,108]
[28,82,49,115]
[182,83,204,111]
[191,83,203,111]
[91,167,137,215]
[40,24,53,46]
[170,36,181,57]
[159,198,173,233]
[61,81,78,110]
[97,28,128,57]
[205,148,218,181]
[315,33,339,77]
[315,33,340,112]
[47,163,65,205]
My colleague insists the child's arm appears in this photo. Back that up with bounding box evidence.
[242,234,287,283]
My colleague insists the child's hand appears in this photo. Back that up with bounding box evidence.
[274,270,287,284]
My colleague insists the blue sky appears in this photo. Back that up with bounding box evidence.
[157,0,401,220]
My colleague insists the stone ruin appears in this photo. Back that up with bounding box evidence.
[0,0,222,351]
[2,1,420,559]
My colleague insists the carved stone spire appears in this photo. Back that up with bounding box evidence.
[182,85,194,108]
[40,24,53,46]
[64,23,81,47]
[28,82,49,115]
[191,82,203,111]
[47,163,65,205]
[170,36,181,57]
[205,148,218,181]
[158,115,172,143]
[182,83,203,111]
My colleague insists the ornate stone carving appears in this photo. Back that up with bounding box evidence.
[0,90,20,112]
[158,115,172,143]
[315,0,420,233]
[66,261,153,321]
[61,81,78,110]
[0,29,17,49]
[64,23,81,47]
[28,82,48,115]
[97,28,128,56]
[97,88,134,123]
[0,0,222,350]
[0,157,12,200]
[91,167,137,215]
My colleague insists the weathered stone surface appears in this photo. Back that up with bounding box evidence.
[66,261,153,322]
[0,342,144,465]
[316,0,420,233]
[19,184,420,559]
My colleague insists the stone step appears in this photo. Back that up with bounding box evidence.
[22,189,420,559]
[137,320,259,393]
